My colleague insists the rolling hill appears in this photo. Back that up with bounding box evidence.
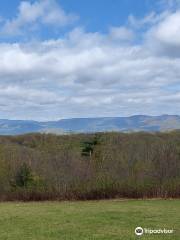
[0,115,180,135]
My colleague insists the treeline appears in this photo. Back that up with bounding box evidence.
[0,131,180,200]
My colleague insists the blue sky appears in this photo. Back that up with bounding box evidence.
[0,0,166,40]
[1,1,157,32]
[0,0,180,120]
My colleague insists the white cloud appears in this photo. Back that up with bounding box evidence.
[128,11,170,29]
[109,26,134,41]
[1,0,78,36]
[145,11,180,56]
[147,11,180,46]
[0,1,180,120]
[128,12,157,28]
[0,25,180,120]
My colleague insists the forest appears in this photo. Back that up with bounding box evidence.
[0,131,179,201]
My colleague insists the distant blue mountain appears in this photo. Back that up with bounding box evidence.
[0,115,180,135]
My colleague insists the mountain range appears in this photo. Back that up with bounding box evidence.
[0,115,180,135]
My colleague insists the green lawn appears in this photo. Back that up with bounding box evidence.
[0,200,179,240]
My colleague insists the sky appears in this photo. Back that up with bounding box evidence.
[0,0,180,120]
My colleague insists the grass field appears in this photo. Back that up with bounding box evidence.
[0,200,179,240]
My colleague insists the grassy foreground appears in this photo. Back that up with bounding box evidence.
[0,200,179,240]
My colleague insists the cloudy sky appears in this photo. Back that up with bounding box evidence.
[0,0,180,120]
